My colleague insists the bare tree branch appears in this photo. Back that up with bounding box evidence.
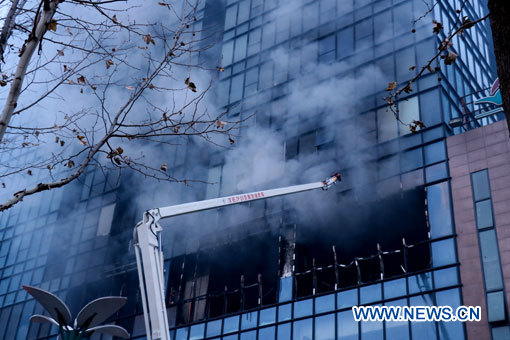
[0,0,62,142]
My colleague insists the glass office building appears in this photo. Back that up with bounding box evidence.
[0,0,506,339]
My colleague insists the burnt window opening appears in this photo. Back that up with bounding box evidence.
[294,186,430,297]
[165,231,279,325]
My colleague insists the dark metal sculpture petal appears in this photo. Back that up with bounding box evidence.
[23,285,72,325]
[75,296,127,329]
[29,314,59,326]
[85,324,130,339]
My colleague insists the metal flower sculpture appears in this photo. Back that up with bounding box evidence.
[23,285,130,340]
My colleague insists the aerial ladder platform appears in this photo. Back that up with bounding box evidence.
[134,172,341,340]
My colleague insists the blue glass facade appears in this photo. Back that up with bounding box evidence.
[165,270,465,340]
[0,0,504,339]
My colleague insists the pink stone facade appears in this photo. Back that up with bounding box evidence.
[447,120,510,340]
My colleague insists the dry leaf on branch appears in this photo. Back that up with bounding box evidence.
[143,34,155,45]
[443,51,458,65]
[438,38,453,51]
[385,81,397,91]
[57,50,64,56]
[413,120,426,128]
[106,59,114,69]
[47,20,57,32]
[462,16,474,29]
[173,126,180,133]
[432,20,443,34]
[125,85,135,90]
[77,75,86,84]
[161,163,167,171]
[229,137,235,144]
[216,120,227,128]
[184,77,197,92]
[77,135,87,145]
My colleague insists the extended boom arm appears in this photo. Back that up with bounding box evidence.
[133,173,340,340]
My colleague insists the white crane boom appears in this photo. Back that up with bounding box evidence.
[133,173,341,340]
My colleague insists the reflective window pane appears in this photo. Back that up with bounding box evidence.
[432,239,456,267]
[475,199,494,229]
[175,327,189,340]
[360,283,381,304]
[384,299,409,340]
[338,288,358,309]
[207,320,222,338]
[315,314,335,340]
[293,318,312,340]
[259,326,275,340]
[378,107,398,142]
[259,307,276,326]
[224,5,237,30]
[315,294,335,314]
[361,304,383,339]
[400,148,423,172]
[294,298,313,318]
[279,277,293,302]
[337,27,354,58]
[433,267,458,288]
[471,170,491,201]
[424,141,446,165]
[398,96,420,136]
[410,295,436,340]
[234,35,248,62]
[222,40,234,66]
[425,162,448,183]
[240,330,256,340]
[384,278,406,299]
[436,288,465,339]
[223,315,239,334]
[241,311,257,330]
[278,304,292,322]
[487,291,506,322]
[277,322,291,340]
[427,181,453,238]
[479,229,504,291]
[408,272,433,294]
[492,326,510,340]
[190,323,205,340]
[338,310,359,340]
